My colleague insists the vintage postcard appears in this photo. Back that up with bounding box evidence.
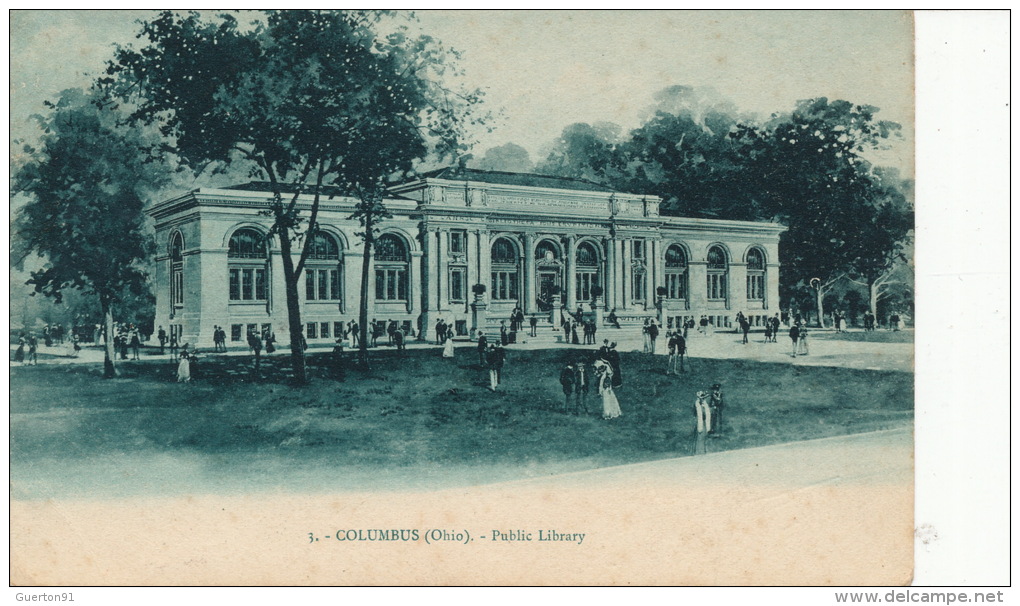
[9,10,930,587]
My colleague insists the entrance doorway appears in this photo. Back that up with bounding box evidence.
[538,270,561,311]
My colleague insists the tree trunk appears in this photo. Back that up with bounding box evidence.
[278,232,308,384]
[868,279,880,317]
[358,218,374,369]
[101,296,116,378]
[815,286,826,329]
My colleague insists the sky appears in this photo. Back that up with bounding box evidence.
[9,10,915,176]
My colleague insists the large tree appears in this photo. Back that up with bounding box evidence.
[846,168,914,316]
[746,98,910,325]
[103,10,484,380]
[11,88,170,377]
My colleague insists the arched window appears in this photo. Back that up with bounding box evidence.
[575,241,601,302]
[490,237,520,301]
[374,233,408,301]
[706,245,728,301]
[746,247,766,301]
[170,233,184,309]
[535,241,559,262]
[306,232,343,302]
[228,228,269,302]
[665,244,688,300]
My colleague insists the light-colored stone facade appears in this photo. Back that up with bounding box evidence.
[149,169,785,347]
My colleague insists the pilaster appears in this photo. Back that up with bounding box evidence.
[565,235,577,311]
[524,232,536,314]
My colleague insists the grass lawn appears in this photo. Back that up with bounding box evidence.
[10,346,913,498]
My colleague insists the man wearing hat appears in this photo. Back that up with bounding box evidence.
[709,383,725,436]
[476,332,489,366]
[607,342,622,388]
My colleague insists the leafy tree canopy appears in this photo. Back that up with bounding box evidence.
[12,88,168,303]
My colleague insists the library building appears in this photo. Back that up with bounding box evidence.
[149,168,785,347]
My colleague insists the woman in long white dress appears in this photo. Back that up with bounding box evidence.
[176,348,191,382]
[693,390,711,455]
[595,361,621,419]
[442,334,455,358]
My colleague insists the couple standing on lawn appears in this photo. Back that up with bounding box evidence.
[560,350,622,420]
[693,383,725,455]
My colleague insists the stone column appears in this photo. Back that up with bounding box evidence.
[419,227,435,341]
[606,237,617,312]
[409,250,423,316]
[437,229,448,312]
[365,242,376,322]
[688,261,708,316]
[621,238,632,311]
[644,239,656,311]
[729,260,746,316]
[479,230,491,296]
[466,230,479,314]
[725,261,736,312]
[565,235,577,311]
[524,232,536,314]
[766,262,781,311]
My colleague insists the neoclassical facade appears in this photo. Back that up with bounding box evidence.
[150,168,785,346]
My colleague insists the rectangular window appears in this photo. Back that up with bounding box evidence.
[490,271,519,300]
[632,272,646,302]
[306,268,341,301]
[708,274,727,300]
[450,230,466,254]
[241,269,253,300]
[172,267,184,306]
[229,269,240,300]
[666,273,687,299]
[375,268,407,301]
[320,322,330,339]
[230,267,267,301]
[632,239,645,260]
[576,272,597,302]
[334,322,344,339]
[747,275,764,300]
[231,325,242,342]
[246,324,258,340]
[254,268,266,301]
[386,270,396,299]
[329,269,341,300]
[306,323,317,339]
[450,267,466,301]
[306,269,315,300]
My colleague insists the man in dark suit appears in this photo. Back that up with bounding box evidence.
[559,362,576,411]
[573,357,590,414]
[709,383,725,437]
[667,331,686,374]
[486,344,505,391]
[529,315,538,337]
[789,323,801,356]
[387,319,398,345]
[476,333,489,366]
